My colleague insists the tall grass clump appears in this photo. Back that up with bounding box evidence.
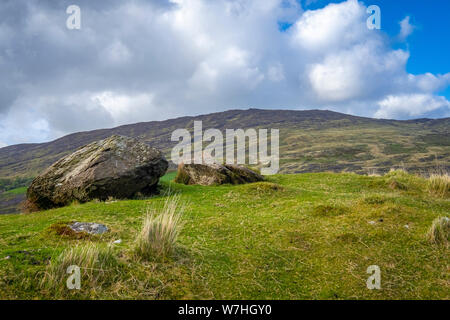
[135,194,185,260]
[41,243,118,294]
[427,173,450,198]
[426,217,450,247]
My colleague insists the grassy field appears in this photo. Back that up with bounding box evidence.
[0,171,448,299]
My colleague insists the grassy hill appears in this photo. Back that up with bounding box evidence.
[1,109,449,181]
[0,171,448,299]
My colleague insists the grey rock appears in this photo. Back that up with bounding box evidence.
[175,163,264,186]
[27,135,168,210]
[69,222,109,235]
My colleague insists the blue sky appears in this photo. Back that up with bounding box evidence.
[0,0,449,146]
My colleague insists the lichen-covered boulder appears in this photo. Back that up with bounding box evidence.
[175,163,264,186]
[27,135,168,210]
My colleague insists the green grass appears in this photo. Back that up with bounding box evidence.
[0,172,448,299]
[3,187,27,195]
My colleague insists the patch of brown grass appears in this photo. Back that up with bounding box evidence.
[46,222,91,240]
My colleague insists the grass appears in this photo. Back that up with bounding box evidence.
[134,194,184,261]
[3,187,27,195]
[426,217,450,247]
[427,173,450,198]
[41,243,120,297]
[0,171,448,299]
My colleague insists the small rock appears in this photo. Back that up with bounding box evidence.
[175,163,264,186]
[404,224,410,229]
[69,222,109,235]
[368,221,376,225]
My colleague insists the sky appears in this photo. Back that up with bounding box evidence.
[0,0,449,147]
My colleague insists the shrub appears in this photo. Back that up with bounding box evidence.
[135,195,185,260]
[41,243,118,293]
[426,217,450,247]
[427,174,450,198]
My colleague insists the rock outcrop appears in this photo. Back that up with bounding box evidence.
[27,135,168,210]
[69,222,109,235]
[175,163,264,186]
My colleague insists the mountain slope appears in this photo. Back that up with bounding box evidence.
[0,108,449,180]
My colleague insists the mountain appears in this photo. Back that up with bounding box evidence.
[0,108,449,180]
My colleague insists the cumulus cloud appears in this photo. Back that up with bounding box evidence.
[0,0,449,146]
[375,94,450,119]
[399,16,415,41]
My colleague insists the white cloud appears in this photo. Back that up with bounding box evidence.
[0,0,449,146]
[101,41,132,64]
[375,94,450,119]
[292,0,367,54]
[399,16,415,41]
[267,63,285,82]
[92,91,156,122]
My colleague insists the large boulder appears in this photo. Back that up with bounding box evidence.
[175,163,264,186]
[27,135,168,210]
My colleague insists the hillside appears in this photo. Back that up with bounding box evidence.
[1,109,449,180]
[0,171,448,299]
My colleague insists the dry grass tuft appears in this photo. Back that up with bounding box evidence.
[427,173,450,198]
[426,216,450,247]
[41,243,118,293]
[135,195,185,260]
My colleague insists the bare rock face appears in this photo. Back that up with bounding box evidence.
[175,163,264,186]
[27,135,168,210]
